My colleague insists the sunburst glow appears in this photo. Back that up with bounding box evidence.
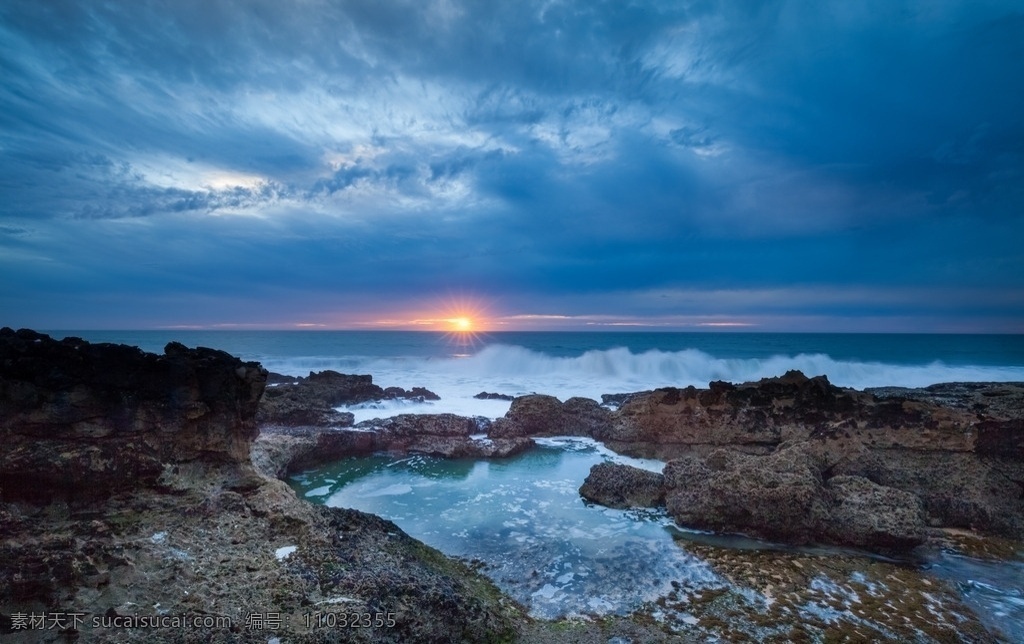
[434,295,492,351]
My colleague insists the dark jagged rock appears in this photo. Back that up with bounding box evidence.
[608,371,1021,456]
[0,328,267,502]
[489,394,613,438]
[474,391,516,401]
[257,370,440,428]
[257,370,381,428]
[579,462,665,509]
[256,393,356,427]
[601,371,873,455]
[372,412,478,453]
[867,381,1024,420]
[369,413,535,459]
[265,371,301,385]
[384,385,441,401]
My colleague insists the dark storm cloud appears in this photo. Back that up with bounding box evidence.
[1,0,1022,330]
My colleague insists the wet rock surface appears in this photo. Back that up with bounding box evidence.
[664,445,831,545]
[822,474,927,549]
[658,445,928,550]
[253,414,535,479]
[475,391,516,401]
[651,540,1006,643]
[257,370,439,428]
[604,370,989,453]
[4,330,1023,643]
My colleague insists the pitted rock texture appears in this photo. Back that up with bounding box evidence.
[489,394,613,438]
[605,370,997,454]
[578,462,666,509]
[679,455,928,550]
[664,445,833,545]
[587,444,928,550]
[0,328,267,501]
[569,368,1024,540]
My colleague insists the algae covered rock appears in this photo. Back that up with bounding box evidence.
[579,462,666,509]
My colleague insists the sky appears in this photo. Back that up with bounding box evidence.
[1,0,1022,333]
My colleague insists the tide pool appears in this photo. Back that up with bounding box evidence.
[289,437,722,619]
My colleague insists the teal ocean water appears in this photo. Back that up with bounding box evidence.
[49,331,1024,421]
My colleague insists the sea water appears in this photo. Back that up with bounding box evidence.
[49,331,1024,423]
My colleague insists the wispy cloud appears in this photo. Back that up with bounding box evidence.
[1,1,1021,330]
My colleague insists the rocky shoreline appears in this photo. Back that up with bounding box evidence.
[2,328,1022,642]
[0,329,521,643]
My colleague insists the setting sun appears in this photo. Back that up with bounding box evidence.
[451,317,473,332]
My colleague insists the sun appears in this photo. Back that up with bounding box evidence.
[433,294,492,350]
[443,313,482,351]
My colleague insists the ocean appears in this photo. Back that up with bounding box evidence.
[48,330,1024,422]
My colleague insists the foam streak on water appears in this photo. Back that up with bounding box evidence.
[927,552,1024,642]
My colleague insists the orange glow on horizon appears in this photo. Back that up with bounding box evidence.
[356,294,493,338]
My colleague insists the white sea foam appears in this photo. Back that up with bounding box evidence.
[263,345,1024,422]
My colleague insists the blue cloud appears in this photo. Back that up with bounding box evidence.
[0,0,1021,330]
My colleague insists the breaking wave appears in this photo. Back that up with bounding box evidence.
[264,344,1024,395]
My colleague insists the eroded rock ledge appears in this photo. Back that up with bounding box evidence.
[0,329,521,643]
[0,329,267,502]
[253,414,533,479]
[567,371,1024,548]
